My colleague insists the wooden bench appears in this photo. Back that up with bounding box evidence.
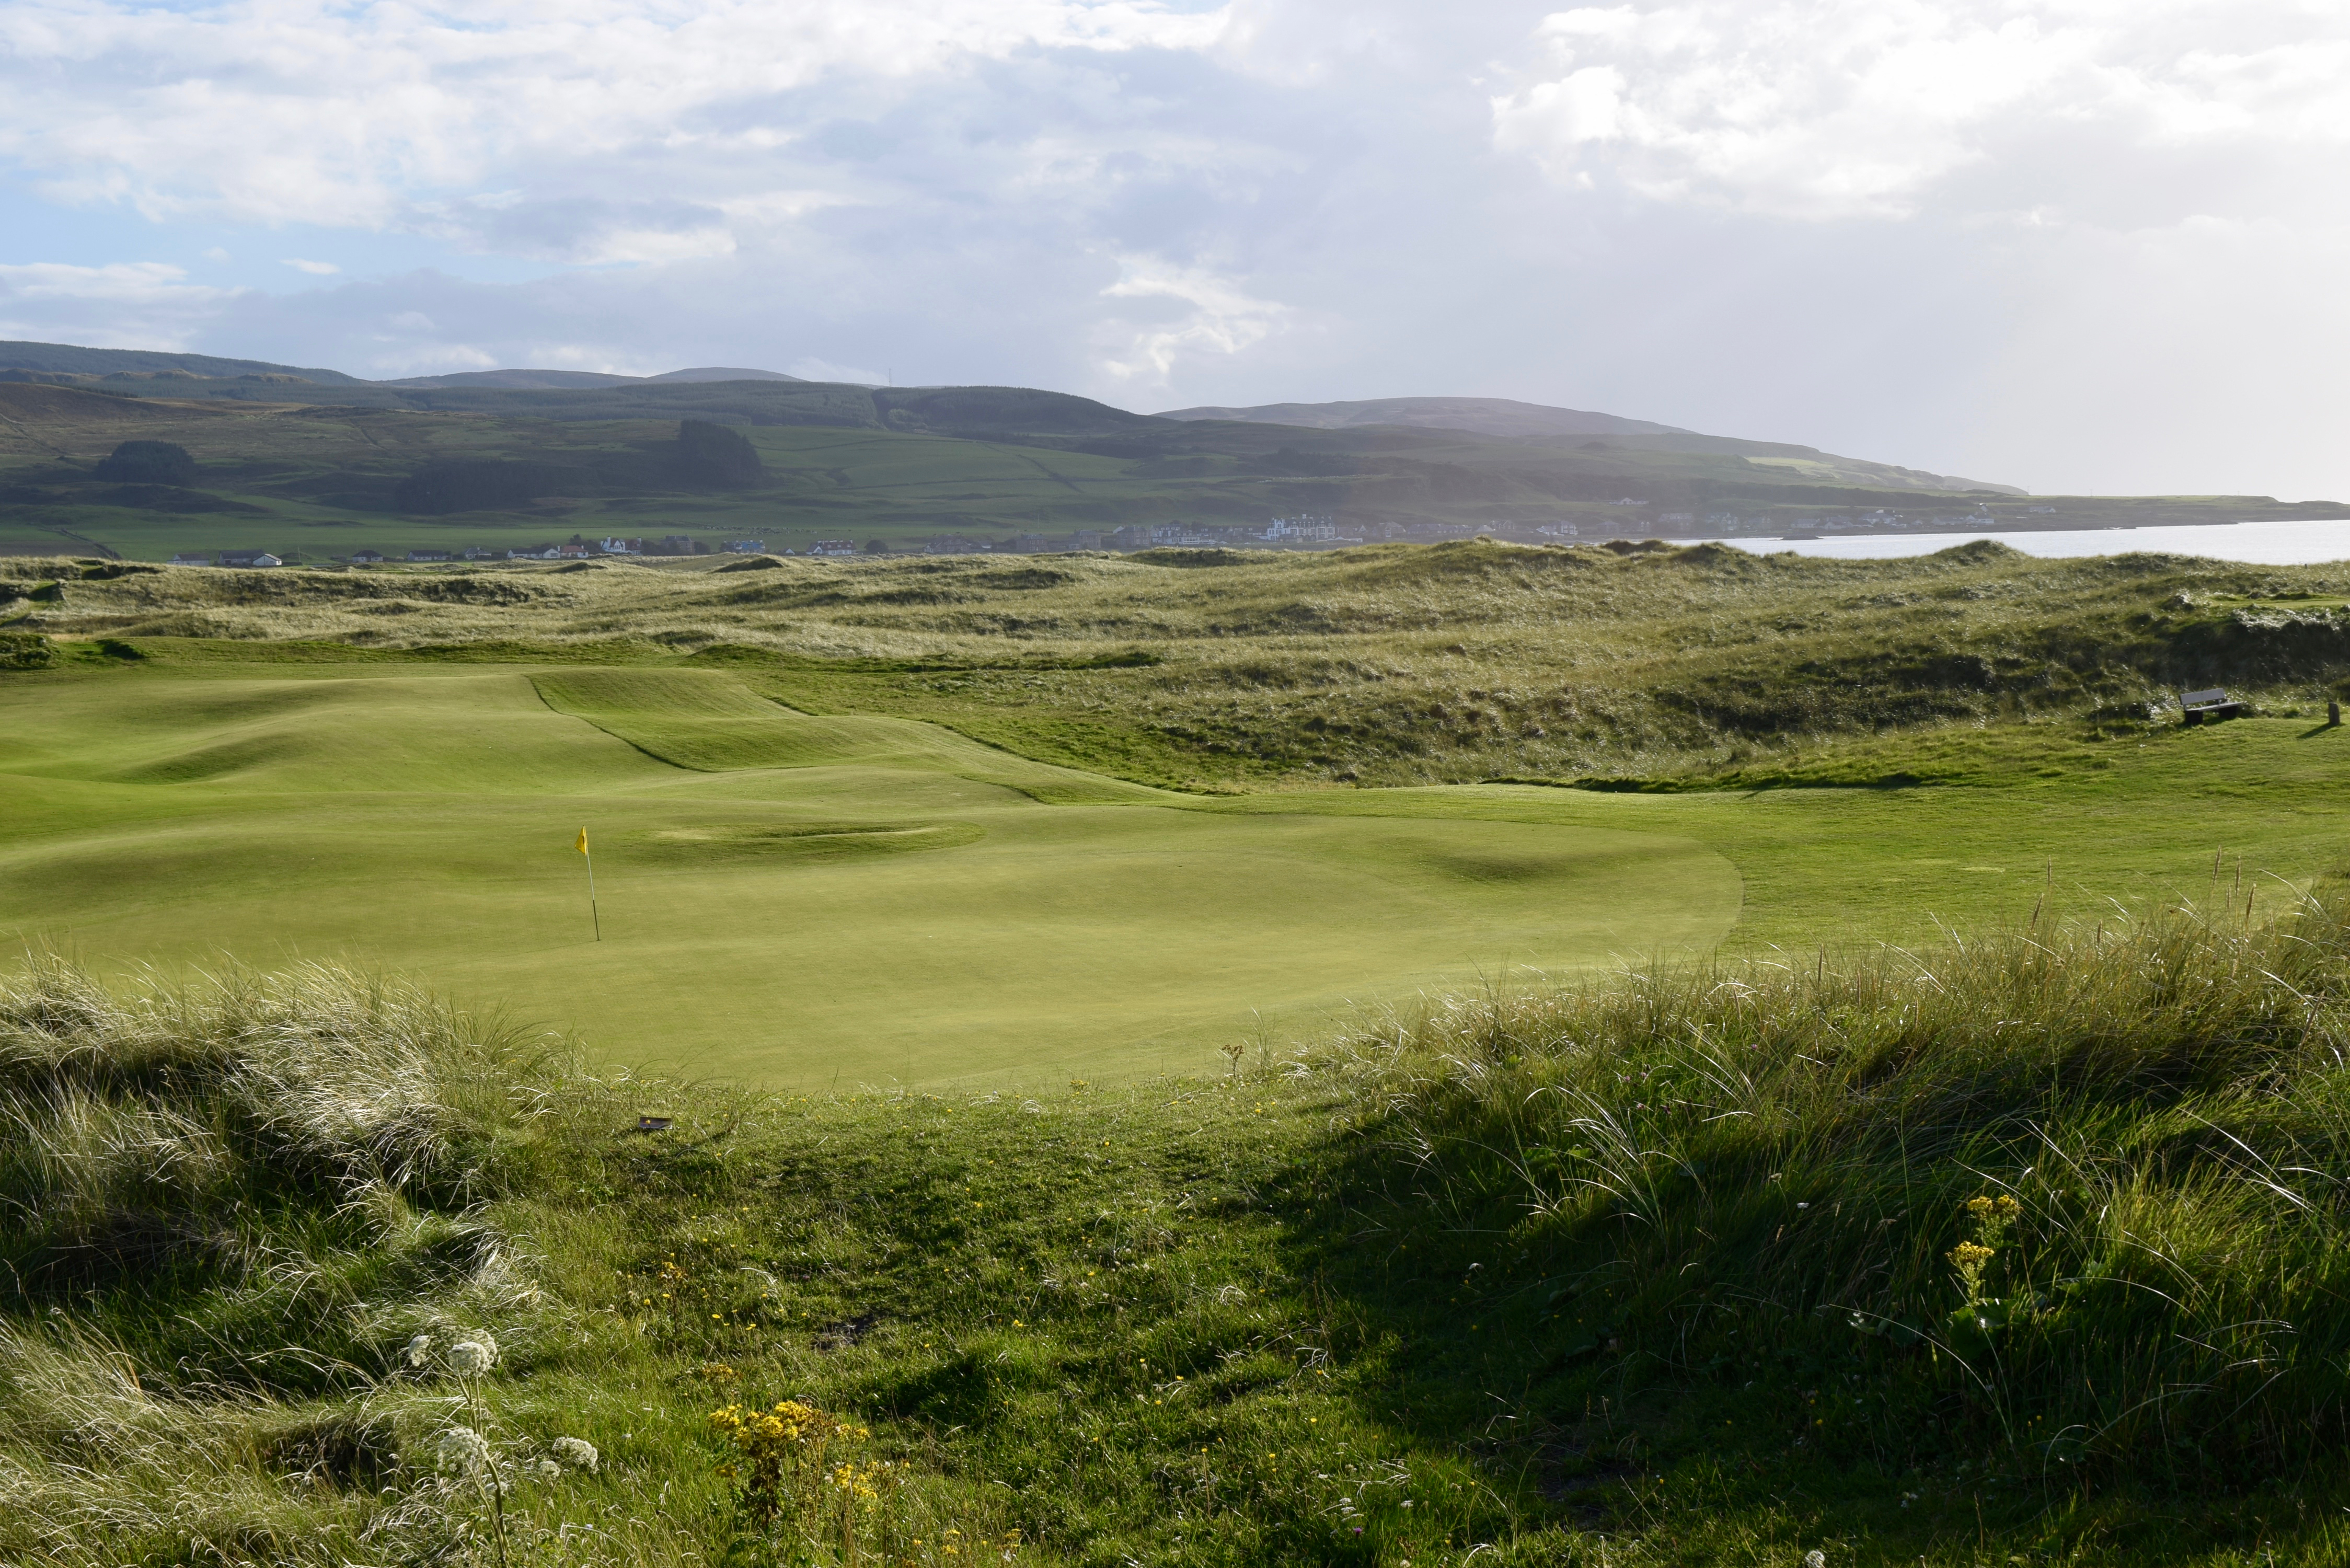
[2181,687,2248,725]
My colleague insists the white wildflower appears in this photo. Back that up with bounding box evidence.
[1804,1552,1827,1568]
[404,1333,433,1367]
[534,1458,562,1482]
[437,1426,492,1477]
[446,1335,499,1375]
[550,1436,600,1473]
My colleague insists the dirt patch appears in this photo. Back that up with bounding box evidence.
[813,1312,880,1351]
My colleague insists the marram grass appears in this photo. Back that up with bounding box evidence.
[1308,893,2350,1488]
[16,538,2350,789]
[13,912,2350,1563]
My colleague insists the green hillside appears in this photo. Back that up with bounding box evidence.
[6,347,2346,561]
[0,359,2126,564]
[15,536,2350,792]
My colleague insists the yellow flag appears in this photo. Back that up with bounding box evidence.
[574,827,589,854]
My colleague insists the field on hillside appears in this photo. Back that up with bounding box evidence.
[14,536,2350,786]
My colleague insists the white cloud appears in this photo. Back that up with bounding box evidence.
[1097,255,1291,383]
[1492,1,2350,221]
[0,0,1232,244]
[0,260,239,349]
[4,0,2350,499]
[282,258,339,275]
[0,260,213,302]
[789,355,885,384]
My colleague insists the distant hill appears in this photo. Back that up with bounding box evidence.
[0,340,2040,554]
[1161,394,2019,496]
[380,365,804,390]
[0,339,360,384]
[1159,396,1688,440]
[648,366,804,384]
[0,341,800,394]
[376,368,643,390]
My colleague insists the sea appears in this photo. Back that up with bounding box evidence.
[1707,517,2350,567]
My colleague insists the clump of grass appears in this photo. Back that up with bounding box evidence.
[0,957,556,1564]
[1311,894,2350,1488]
[0,956,532,1341]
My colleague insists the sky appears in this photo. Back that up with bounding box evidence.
[2,0,2346,498]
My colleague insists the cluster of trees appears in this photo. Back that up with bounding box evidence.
[674,419,764,487]
[388,421,765,514]
[94,441,197,486]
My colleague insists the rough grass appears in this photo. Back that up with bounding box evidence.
[1307,894,2350,1494]
[14,539,2350,789]
[16,900,2350,1563]
[0,960,574,1565]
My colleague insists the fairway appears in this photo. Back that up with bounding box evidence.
[14,647,2350,1086]
[0,658,1741,1085]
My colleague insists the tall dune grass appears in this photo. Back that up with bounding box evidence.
[14,540,2350,787]
[1313,894,2350,1484]
[0,959,548,1564]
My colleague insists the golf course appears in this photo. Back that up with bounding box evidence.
[15,541,2350,1568]
[3,629,2346,1087]
[0,654,1748,1084]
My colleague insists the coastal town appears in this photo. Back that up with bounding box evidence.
[147,506,2041,567]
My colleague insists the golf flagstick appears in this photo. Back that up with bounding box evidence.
[576,827,600,941]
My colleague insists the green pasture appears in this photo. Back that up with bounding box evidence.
[4,647,2346,1087]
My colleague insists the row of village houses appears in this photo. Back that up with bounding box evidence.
[160,518,1353,568]
[167,535,828,568]
[154,505,2019,571]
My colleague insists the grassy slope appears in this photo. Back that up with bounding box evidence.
[5,642,2350,1087]
[0,658,1743,1086]
[15,907,2350,1566]
[14,544,2350,1563]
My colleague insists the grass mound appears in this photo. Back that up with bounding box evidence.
[12,906,2350,1563]
[1307,895,2350,1512]
[0,959,529,1361]
[0,959,552,1564]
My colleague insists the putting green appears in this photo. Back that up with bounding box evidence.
[0,662,1742,1085]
